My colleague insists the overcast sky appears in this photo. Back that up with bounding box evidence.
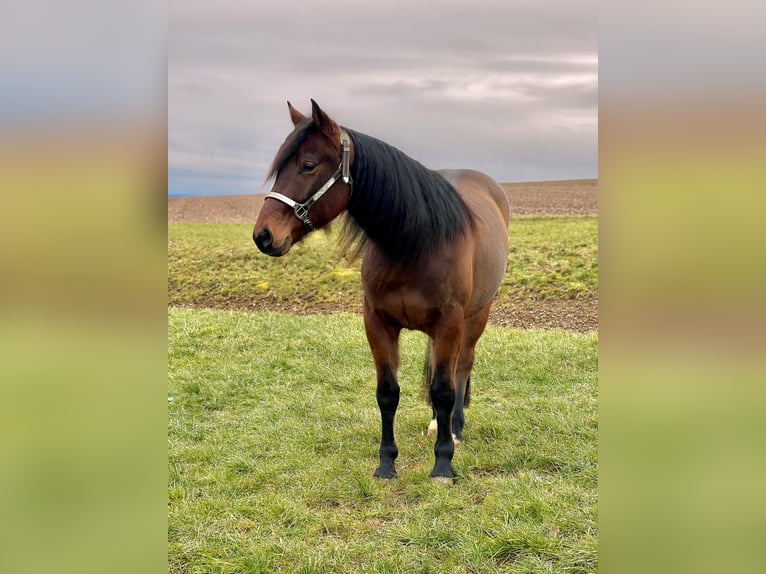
[169,0,597,196]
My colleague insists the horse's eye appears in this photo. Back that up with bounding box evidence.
[300,161,317,173]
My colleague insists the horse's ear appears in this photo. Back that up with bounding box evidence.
[287,101,305,126]
[310,99,340,140]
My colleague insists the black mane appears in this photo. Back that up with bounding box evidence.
[343,129,472,263]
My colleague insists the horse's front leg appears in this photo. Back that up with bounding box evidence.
[429,306,465,484]
[363,300,401,479]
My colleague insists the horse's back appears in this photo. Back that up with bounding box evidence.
[439,169,510,227]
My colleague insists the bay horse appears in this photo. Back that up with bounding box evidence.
[253,100,510,483]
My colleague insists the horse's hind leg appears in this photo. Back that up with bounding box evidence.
[363,300,402,479]
[452,303,492,444]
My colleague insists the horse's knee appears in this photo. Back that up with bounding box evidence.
[429,366,455,410]
[376,365,400,411]
[377,388,400,412]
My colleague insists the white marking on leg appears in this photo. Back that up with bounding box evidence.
[427,418,438,436]
[452,433,462,446]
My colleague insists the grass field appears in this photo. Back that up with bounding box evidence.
[168,309,597,573]
[167,217,597,313]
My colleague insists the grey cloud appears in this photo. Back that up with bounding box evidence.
[169,0,597,195]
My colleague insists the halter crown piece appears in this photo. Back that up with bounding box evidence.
[265,133,353,231]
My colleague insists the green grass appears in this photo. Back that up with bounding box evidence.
[502,217,598,301]
[167,217,597,312]
[168,308,597,573]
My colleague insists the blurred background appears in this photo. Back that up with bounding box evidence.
[1,1,765,573]
[0,2,166,573]
[600,2,766,573]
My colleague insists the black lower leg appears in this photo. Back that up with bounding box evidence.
[430,365,455,479]
[374,364,400,479]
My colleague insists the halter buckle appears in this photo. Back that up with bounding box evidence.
[341,137,351,185]
[294,204,309,221]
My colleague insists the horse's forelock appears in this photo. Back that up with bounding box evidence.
[266,118,315,182]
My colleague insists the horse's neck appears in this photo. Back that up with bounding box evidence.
[344,129,470,264]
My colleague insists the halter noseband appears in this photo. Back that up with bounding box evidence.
[264,134,353,231]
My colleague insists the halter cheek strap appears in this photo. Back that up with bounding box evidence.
[265,134,353,231]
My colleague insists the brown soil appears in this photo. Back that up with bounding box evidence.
[167,179,598,223]
[501,179,598,217]
[489,299,598,332]
[168,179,598,332]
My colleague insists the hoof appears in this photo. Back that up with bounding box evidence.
[431,476,454,486]
[430,461,455,483]
[373,466,397,480]
[426,418,438,436]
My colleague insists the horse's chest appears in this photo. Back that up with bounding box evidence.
[361,244,473,329]
[362,272,465,332]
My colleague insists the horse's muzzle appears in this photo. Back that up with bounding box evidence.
[253,227,291,257]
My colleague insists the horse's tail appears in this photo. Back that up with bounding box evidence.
[464,375,472,407]
[422,337,433,404]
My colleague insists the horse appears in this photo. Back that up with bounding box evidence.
[253,100,510,483]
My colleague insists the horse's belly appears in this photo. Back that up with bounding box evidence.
[469,247,508,312]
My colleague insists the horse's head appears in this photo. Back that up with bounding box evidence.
[253,100,353,256]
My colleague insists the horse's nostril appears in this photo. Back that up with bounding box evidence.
[254,228,273,249]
